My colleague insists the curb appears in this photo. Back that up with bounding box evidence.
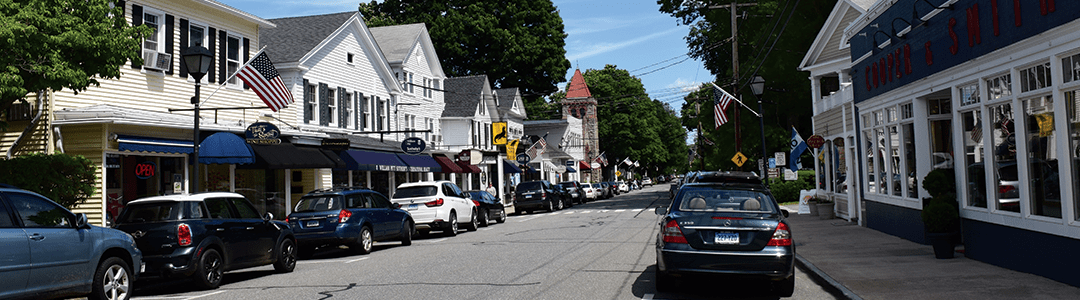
[795,253,862,300]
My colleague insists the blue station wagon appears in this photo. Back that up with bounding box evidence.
[288,187,414,257]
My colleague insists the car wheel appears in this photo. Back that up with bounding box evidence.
[355,226,373,254]
[774,275,795,297]
[465,210,479,231]
[655,269,675,292]
[496,209,506,223]
[547,200,555,212]
[444,211,459,236]
[400,221,413,246]
[193,248,224,289]
[556,198,564,210]
[90,257,131,300]
[478,209,489,227]
[273,238,296,273]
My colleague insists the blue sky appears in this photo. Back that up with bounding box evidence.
[218,0,710,112]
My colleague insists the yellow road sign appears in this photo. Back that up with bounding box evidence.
[616,170,622,177]
[732,152,748,167]
[492,122,507,145]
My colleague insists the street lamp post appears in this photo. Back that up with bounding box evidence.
[181,46,214,193]
[751,76,767,185]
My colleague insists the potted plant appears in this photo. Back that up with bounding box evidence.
[815,196,835,220]
[920,168,960,259]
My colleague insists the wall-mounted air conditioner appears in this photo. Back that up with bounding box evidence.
[141,49,172,71]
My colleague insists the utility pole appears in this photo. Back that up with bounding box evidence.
[711,1,756,169]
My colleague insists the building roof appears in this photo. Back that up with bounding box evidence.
[443,75,489,118]
[566,69,591,98]
[368,23,426,64]
[260,12,356,62]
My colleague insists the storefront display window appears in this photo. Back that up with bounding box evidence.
[234,169,285,219]
[1067,90,1080,221]
[1023,96,1061,218]
[989,103,1019,213]
[205,164,231,192]
[888,125,901,196]
[963,110,987,208]
[875,128,887,194]
[903,123,917,198]
[1020,62,1052,92]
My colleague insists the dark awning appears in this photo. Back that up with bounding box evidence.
[198,132,254,164]
[118,135,192,154]
[502,159,521,173]
[566,166,577,173]
[456,161,481,173]
[242,143,338,169]
[433,154,464,173]
[578,160,592,170]
[396,154,441,173]
[322,149,348,169]
[341,149,408,172]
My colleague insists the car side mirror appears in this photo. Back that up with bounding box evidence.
[654,207,666,215]
[393,203,402,209]
[75,213,91,229]
[263,212,274,221]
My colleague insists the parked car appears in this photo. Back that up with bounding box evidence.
[0,185,142,300]
[597,182,613,199]
[968,160,1059,213]
[582,183,599,200]
[391,181,477,236]
[552,185,572,209]
[558,181,587,204]
[287,187,413,257]
[114,192,295,289]
[513,180,563,214]
[642,177,653,186]
[654,171,794,296]
[617,181,630,193]
[464,190,507,226]
[605,181,620,196]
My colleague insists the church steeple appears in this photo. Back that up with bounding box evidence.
[566,69,592,98]
[561,69,601,182]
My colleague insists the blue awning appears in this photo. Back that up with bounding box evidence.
[198,132,254,164]
[396,154,441,173]
[502,159,521,173]
[566,166,577,173]
[341,149,408,172]
[118,135,192,154]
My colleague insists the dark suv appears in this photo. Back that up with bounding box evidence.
[288,187,414,257]
[558,181,586,204]
[114,192,296,289]
[513,180,562,214]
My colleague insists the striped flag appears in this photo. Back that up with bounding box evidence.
[236,51,294,112]
[970,118,982,143]
[712,84,736,129]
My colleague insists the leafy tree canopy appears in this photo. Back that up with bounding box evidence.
[359,0,571,107]
[0,153,97,209]
[0,0,151,128]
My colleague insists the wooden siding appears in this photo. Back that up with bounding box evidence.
[814,102,852,136]
[62,124,108,225]
[815,6,861,64]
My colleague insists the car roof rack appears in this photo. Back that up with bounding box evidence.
[691,171,763,184]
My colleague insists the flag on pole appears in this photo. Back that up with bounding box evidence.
[711,83,736,129]
[789,127,808,172]
[633,161,640,167]
[622,157,632,166]
[536,137,547,155]
[593,152,608,166]
[236,51,294,112]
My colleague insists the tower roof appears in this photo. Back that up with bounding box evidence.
[566,69,592,98]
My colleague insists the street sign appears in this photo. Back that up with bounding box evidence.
[401,137,426,154]
[767,168,779,178]
[774,152,786,166]
[492,122,507,145]
[565,160,575,167]
[731,152,748,167]
[768,158,776,169]
[506,139,519,160]
[807,135,826,149]
[516,153,531,164]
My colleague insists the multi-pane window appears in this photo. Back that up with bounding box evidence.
[988,74,1012,99]
[409,73,414,93]
[928,98,951,115]
[326,88,336,126]
[864,104,921,200]
[962,109,987,208]
[306,84,317,123]
[226,35,240,85]
[1020,62,1052,92]
[989,103,1018,213]
[426,118,433,141]
[377,98,386,131]
[960,83,980,106]
[142,11,161,53]
[1062,53,1080,83]
[1066,90,1080,221]
[360,95,369,131]
[1022,95,1060,218]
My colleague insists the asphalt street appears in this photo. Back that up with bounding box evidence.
[122,184,839,300]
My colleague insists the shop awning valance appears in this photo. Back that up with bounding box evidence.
[341,149,408,172]
[433,154,464,173]
[396,154,441,173]
[502,159,521,173]
[243,143,338,169]
[118,135,193,154]
[322,149,348,169]
[198,132,254,164]
[578,160,592,170]
[456,161,481,173]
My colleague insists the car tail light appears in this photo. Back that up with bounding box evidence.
[472,200,480,207]
[767,222,792,246]
[177,224,192,246]
[998,185,1015,194]
[338,209,352,223]
[426,198,444,207]
[662,220,687,244]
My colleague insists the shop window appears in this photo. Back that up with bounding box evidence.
[988,74,1012,100]
[962,110,987,208]
[960,83,980,106]
[901,103,913,120]
[902,123,918,198]
[928,98,952,116]
[1023,96,1060,218]
[888,126,902,196]
[863,130,877,194]
[1062,53,1080,83]
[887,107,898,123]
[989,103,1018,213]
[1066,90,1080,221]
[1020,62,1051,93]
[876,128,887,195]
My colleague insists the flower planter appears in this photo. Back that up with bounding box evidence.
[926,232,956,259]
[817,203,834,220]
[807,202,819,216]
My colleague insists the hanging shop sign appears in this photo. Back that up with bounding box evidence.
[516,153,531,164]
[322,139,350,151]
[457,150,471,162]
[807,135,826,149]
[245,122,281,145]
[401,137,426,155]
[135,161,156,179]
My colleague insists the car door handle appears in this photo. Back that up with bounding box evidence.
[216,228,225,231]
[29,233,45,241]
[246,227,254,230]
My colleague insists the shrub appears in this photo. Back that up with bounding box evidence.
[768,174,813,203]
[921,199,959,233]
[0,153,96,209]
[922,168,956,200]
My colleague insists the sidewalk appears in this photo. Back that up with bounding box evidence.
[782,205,1080,300]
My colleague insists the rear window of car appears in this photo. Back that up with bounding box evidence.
[677,187,776,214]
[558,182,576,188]
[120,202,184,223]
[393,186,437,198]
[294,195,343,212]
[517,182,542,191]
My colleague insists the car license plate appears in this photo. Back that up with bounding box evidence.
[525,194,533,198]
[306,220,319,227]
[715,231,739,245]
[408,204,419,211]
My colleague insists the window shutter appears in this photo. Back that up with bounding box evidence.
[319,83,329,126]
[164,14,174,75]
[303,78,312,124]
[218,30,226,84]
[207,27,216,83]
[338,87,348,128]
[242,38,250,90]
[179,18,188,78]
[357,92,365,130]
[130,4,142,69]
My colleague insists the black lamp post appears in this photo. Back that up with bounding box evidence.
[750,76,767,184]
[182,46,213,193]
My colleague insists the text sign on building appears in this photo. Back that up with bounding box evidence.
[135,161,156,179]
[401,137,426,155]
[492,122,507,145]
[850,0,1080,103]
[245,122,281,145]
[322,139,350,151]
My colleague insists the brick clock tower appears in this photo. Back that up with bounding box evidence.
[563,69,601,182]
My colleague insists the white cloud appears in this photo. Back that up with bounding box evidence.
[566,27,683,61]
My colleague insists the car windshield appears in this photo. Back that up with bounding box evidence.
[119,202,182,223]
[677,187,777,214]
[517,182,543,191]
[558,182,576,188]
[393,186,437,198]
[294,195,343,212]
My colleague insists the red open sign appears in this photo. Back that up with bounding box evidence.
[135,161,156,179]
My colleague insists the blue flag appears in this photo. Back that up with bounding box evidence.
[789,127,808,172]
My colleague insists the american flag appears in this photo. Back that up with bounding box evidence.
[970,119,982,143]
[236,52,294,112]
[712,84,735,129]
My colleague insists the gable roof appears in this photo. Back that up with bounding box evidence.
[495,88,527,120]
[260,12,355,63]
[566,69,591,98]
[443,75,489,118]
[799,0,876,72]
[368,23,426,64]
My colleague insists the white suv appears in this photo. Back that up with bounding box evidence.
[391,181,478,236]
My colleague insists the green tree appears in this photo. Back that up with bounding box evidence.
[359,0,571,107]
[0,153,97,209]
[0,0,152,128]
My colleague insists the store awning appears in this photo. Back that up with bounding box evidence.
[118,135,192,154]
[566,166,577,173]
[456,161,482,173]
[244,143,339,169]
[198,132,254,164]
[341,149,408,172]
[433,154,464,173]
[544,161,562,173]
[502,159,521,173]
[396,154,441,173]
[579,160,592,170]
[322,149,348,169]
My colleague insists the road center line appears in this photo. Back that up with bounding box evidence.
[427,238,449,243]
[516,215,544,222]
[184,291,228,300]
[347,257,369,263]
